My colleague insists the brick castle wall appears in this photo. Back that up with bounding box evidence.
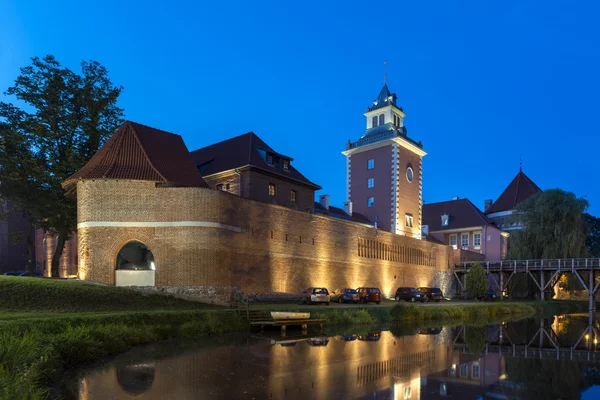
[77,179,459,296]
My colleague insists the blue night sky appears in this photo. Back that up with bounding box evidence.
[2,0,599,214]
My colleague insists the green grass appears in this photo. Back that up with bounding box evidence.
[388,302,537,322]
[0,276,219,312]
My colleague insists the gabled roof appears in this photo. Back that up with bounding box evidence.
[190,132,321,189]
[485,170,541,215]
[313,202,372,225]
[63,121,209,191]
[423,198,491,232]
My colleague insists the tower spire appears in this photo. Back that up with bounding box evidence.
[383,61,387,85]
[520,155,522,172]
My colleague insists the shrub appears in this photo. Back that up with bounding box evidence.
[466,263,488,299]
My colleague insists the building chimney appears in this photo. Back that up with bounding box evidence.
[452,196,460,201]
[484,199,493,211]
[422,225,429,236]
[343,201,353,216]
[319,194,330,210]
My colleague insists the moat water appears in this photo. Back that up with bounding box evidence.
[62,314,600,400]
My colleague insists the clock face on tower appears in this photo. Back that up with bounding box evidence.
[406,167,414,182]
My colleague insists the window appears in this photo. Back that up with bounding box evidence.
[459,364,468,377]
[216,184,224,191]
[267,153,274,165]
[367,197,374,207]
[379,114,384,125]
[372,116,378,127]
[473,232,482,248]
[441,214,449,226]
[367,178,374,188]
[268,184,276,197]
[472,364,480,379]
[406,167,414,182]
[405,214,413,228]
[290,190,297,202]
[368,159,374,169]
[449,234,457,247]
[461,233,469,248]
[283,159,290,171]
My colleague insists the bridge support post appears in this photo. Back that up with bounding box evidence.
[540,271,546,301]
[589,270,596,314]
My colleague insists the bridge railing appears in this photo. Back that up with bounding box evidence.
[455,258,600,271]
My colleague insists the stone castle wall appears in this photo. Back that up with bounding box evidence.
[76,179,462,298]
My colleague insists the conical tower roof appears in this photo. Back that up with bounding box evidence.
[63,121,209,192]
[485,170,541,214]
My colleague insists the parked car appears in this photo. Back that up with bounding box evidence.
[343,334,358,341]
[484,290,498,301]
[301,287,330,305]
[358,332,381,341]
[356,287,382,304]
[418,327,442,335]
[331,288,359,304]
[417,287,444,302]
[395,287,427,303]
[2,272,23,276]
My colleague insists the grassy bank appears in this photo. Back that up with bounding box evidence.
[0,276,217,312]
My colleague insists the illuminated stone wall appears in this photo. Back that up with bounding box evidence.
[77,179,461,295]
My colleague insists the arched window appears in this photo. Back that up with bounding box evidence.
[116,241,155,271]
[372,116,378,127]
[379,114,385,125]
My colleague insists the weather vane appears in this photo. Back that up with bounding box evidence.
[384,61,387,85]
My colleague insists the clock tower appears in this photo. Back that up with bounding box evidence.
[342,83,426,238]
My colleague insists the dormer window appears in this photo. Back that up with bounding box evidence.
[283,159,290,171]
[379,114,384,125]
[441,214,449,227]
[266,154,274,165]
[372,116,378,128]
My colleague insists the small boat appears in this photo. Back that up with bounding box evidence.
[270,311,310,320]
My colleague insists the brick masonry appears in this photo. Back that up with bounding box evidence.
[77,179,467,299]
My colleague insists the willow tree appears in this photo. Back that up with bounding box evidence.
[0,55,123,277]
[507,189,588,297]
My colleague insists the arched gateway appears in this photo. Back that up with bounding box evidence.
[115,241,156,287]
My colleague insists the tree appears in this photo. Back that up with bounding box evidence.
[584,213,600,257]
[466,262,488,299]
[507,189,588,260]
[0,55,123,277]
[506,189,588,298]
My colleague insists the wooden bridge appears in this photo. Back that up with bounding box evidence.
[453,258,600,310]
[453,318,600,363]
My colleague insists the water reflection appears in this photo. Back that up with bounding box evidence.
[71,314,600,400]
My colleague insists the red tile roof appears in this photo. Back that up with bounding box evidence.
[190,132,321,189]
[63,121,209,191]
[484,170,541,214]
[423,198,491,232]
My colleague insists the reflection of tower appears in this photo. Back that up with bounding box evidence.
[343,82,426,237]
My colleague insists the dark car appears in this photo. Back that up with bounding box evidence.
[357,287,382,304]
[358,332,381,341]
[484,290,498,301]
[301,287,330,305]
[418,327,442,335]
[343,334,358,341]
[395,287,427,303]
[417,287,444,302]
[331,288,359,304]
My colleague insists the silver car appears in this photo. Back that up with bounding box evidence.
[302,287,330,305]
